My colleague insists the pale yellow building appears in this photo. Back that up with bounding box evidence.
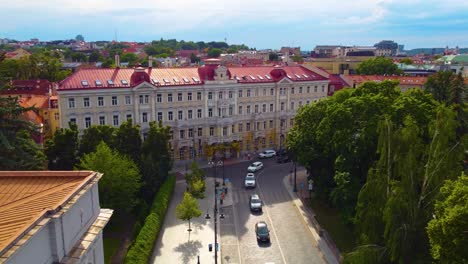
[304,56,374,75]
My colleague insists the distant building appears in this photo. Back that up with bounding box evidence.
[4,48,31,60]
[341,75,427,92]
[374,40,398,56]
[313,45,343,57]
[0,171,113,264]
[280,47,301,56]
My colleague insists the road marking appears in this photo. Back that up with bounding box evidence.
[256,167,288,264]
[231,185,243,264]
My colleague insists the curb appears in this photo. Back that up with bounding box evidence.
[282,175,340,264]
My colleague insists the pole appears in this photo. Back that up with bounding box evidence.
[293,161,298,192]
[222,160,225,186]
[214,163,218,264]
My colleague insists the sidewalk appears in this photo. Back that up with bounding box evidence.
[282,169,341,264]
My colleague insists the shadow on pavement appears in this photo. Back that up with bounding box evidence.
[173,239,203,264]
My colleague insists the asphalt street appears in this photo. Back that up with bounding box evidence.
[206,158,325,264]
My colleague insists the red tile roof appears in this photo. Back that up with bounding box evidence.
[59,65,328,90]
[342,75,427,87]
[1,80,54,96]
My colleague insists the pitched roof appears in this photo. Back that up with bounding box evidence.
[0,171,99,256]
[59,65,328,90]
[0,80,54,96]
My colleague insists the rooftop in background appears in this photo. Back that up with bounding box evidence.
[0,171,99,256]
[1,79,56,96]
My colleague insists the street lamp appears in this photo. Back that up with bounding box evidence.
[207,159,222,264]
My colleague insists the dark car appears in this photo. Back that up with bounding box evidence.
[255,221,270,243]
[276,155,291,163]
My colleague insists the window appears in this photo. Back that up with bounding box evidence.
[281,102,285,111]
[291,101,295,110]
[99,116,105,125]
[157,112,163,121]
[246,122,251,131]
[126,114,132,121]
[125,95,131,105]
[209,127,214,136]
[218,91,223,99]
[198,127,203,137]
[307,100,310,104]
[113,115,119,126]
[232,124,235,133]
[189,128,194,138]
[179,130,185,139]
[168,93,173,102]
[54,113,60,120]
[263,121,266,129]
[85,117,91,128]
[254,89,258,96]
[197,109,202,118]
[262,104,266,112]
[299,87,303,93]
[139,95,144,104]
[314,86,317,92]
[68,98,75,108]
[223,127,227,136]
[168,111,173,121]
[322,85,325,92]
[263,89,266,96]
[197,92,202,100]
[144,95,149,104]
[291,87,295,94]
[247,89,251,97]
[208,92,213,100]
[229,91,233,98]
[238,90,243,98]
[142,112,148,123]
[98,97,104,106]
[238,106,243,115]
[239,123,243,132]
[290,119,294,127]
[69,118,76,126]
[299,101,303,107]
[208,108,213,117]
[112,96,118,106]
[307,86,310,93]
[188,110,193,119]
[188,92,192,101]
[178,93,182,101]
[157,94,162,103]
[178,110,183,120]
[270,88,274,95]
[255,105,258,113]
[269,120,273,128]
[270,104,274,112]
[83,97,89,108]
[229,106,233,116]
[280,88,283,95]
[247,105,251,114]
[281,119,285,128]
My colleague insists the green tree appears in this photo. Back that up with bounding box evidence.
[78,142,142,215]
[399,58,413,65]
[45,123,80,170]
[0,84,46,170]
[291,55,304,63]
[190,53,200,64]
[424,70,466,105]
[88,51,102,63]
[207,48,222,58]
[121,52,140,67]
[114,119,142,164]
[79,125,116,157]
[427,172,468,263]
[185,162,206,199]
[75,34,85,41]
[269,52,279,61]
[176,192,202,231]
[356,57,402,75]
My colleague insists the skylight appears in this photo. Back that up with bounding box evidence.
[81,80,89,86]
[121,80,129,85]
[173,77,180,83]
[303,74,309,78]
[192,77,200,82]
[95,80,102,86]
[235,76,241,80]
[163,78,171,84]
[152,78,160,84]
[286,74,292,79]
[258,75,264,80]
[250,75,256,80]
[265,75,271,80]
[295,74,301,78]
[183,77,190,83]
[107,80,114,85]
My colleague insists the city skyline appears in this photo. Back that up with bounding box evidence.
[1,0,467,50]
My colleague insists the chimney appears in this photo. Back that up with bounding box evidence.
[148,56,153,68]
[115,54,120,67]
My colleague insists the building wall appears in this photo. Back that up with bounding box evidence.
[58,80,329,160]
[304,57,373,75]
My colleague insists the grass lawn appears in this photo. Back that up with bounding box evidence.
[309,197,356,253]
[103,237,121,264]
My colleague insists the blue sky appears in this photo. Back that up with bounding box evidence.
[1,0,467,50]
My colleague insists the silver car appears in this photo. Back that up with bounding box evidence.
[245,173,256,188]
[249,194,262,212]
[247,161,263,172]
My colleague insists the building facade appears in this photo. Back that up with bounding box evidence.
[57,61,329,160]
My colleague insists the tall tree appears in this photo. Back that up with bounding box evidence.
[78,142,142,215]
[79,125,116,157]
[185,162,206,199]
[424,70,466,104]
[176,192,202,232]
[114,119,142,164]
[427,172,468,263]
[75,34,85,41]
[44,123,80,170]
[356,57,402,75]
[207,48,222,58]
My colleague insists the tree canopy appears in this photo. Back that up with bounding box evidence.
[356,57,402,75]
[176,192,202,231]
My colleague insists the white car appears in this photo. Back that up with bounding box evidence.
[259,150,276,158]
[247,161,264,172]
[245,173,256,188]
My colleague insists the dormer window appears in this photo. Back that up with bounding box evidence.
[173,77,180,83]
[265,75,271,80]
[163,78,171,84]
[121,80,128,85]
[192,77,200,82]
[107,80,114,86]
[183,77,190,83]
[152,78,160,85]
[81,80,89,86]
[95,80,102,86]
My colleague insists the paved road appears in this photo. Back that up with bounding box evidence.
[207,158,325,264]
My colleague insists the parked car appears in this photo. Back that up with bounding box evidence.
[255,221,270,243]
[249,194,262,212]
[259,150,276,158]
[276,155,291,163]
[245,173,256,188]
[247,161,264,172]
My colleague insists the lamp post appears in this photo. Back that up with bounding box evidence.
[207,159,221,264]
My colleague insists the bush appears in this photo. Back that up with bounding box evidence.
[124,174,176,264]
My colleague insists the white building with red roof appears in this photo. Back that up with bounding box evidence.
[58,60,330,160]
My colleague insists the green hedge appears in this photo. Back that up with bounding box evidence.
[124,174,176,264]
